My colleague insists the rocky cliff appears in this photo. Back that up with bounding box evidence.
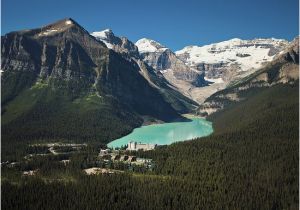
[1,18,190,143]
[176,38,289,83]
[135,38,208,87]
[197,37,299,116]
[91,29,140,59]
[91,29,199,112]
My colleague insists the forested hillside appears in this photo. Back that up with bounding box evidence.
[1,18,191,150]
[1,18,299,210]
[2,79,298,209]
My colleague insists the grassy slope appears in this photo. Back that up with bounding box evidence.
[1,81,142,161]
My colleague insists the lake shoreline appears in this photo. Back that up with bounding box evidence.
[141,116,164,126]
[182,113,205,119]
[142,113,204,126]
[108,117,213,148]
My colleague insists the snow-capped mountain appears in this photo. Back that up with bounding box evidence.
[135,38,208,88]
[197,37,299,116]
[92,31,208,102]
[91,30,291,104]
[91,29,140,58]
[90,29,198,112]
[135,38,168,53]
[175,38,289,82]
[91,29,115,48]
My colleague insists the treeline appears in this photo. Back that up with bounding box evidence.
[2,95,141,143]
[1,87,142,161]
[2,83,299,209]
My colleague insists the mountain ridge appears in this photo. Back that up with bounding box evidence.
[1,18,192,144]
[197,37,299,116]
[91,28,199,112]
[91,28,292,103]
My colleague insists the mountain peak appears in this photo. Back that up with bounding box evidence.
[91,29,117,49]
[175,37,289,69]
[31,17,88,37]
[103,28,113,33]
[90,28,140,58]
[135,38,167,53]
[64,18,74,25]
[91,28,114,39]
[43,18,78,28]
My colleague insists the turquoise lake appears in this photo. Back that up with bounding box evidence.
[107,118,213,148]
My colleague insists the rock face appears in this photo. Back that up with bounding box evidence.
[2,18,102,102]
[135,37,290,104]
[91,30,199,112]
[135,38,208,87]
[91,32,208,93]
[92,32,291,105]
[91,29,140,59]
[176,38,289,83]
[197,37,299,116]
[1,18,186,123]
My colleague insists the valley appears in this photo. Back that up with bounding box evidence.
[108,117,213,148]
[1,17,299,210]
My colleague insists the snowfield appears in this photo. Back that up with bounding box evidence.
[135,38,168,53]
[175,38,289,72]
[91,29,114,49]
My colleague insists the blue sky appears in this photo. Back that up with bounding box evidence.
[2,0,299,51]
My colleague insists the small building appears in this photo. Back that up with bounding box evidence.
[111,154,121,161]
[127,141,156,151]
[23,170,38,176]
[133,158,153,166]
[127,156,137,162]
[136,158,152,164]
[60,159,70,165]
[99,149,110,157]
[120,155,129,161]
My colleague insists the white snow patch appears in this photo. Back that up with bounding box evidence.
[176,38,289,72]
[160,69,172,74]
[91,29,114,49]
[65,20,73,25]
[91,29,112,39]
[204,77,224,84]
[39,29,58,36]
[135,38,168,53]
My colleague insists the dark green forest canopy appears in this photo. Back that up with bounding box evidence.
[2,81,298,210]
[1,18,299,210]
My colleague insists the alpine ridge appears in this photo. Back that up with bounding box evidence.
[91,29,199,112]
[91,29,209,102]
[1,18,193,144]
[197,37,299,116]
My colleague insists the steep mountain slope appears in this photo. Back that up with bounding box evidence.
[173,38,289,103]
[91,29,140,59]
[135,38,210,101]
[142,78,298,210]
[91,29,199,112]
[176,38,289,82]
[135,38,208,86]
[3,55,298,210]
[91,32,290,104]
[197,37,299,116]
[1,24,298,209]
[1,18,184,144]
[136,38,289,104]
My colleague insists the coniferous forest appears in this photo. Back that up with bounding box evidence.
[1,7,299,209]
[2,81,298,210]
